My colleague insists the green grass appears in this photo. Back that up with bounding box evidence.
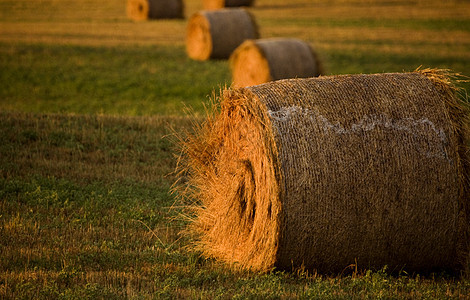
[0,43,229,116]
[261,17,470,31]
[1,42,468,116]
[325,49,470,79]
[1,0,470,298]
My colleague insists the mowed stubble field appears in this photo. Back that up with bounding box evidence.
[1,0,470,298]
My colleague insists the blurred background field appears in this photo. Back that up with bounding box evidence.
[1,0,470,298]
[1,0,469,115]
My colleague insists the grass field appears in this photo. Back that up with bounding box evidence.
[1,0,470,298]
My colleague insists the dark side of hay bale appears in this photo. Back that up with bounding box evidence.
[186,8,259,61]
[127,0,184,21]
[203,0,255,10]
[230,38,324,87]
[180,70,470,274]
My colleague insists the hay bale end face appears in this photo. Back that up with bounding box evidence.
[126,0,184,21]
[230,38,324,88]
[203,0,255,10]
[186,8,259,61]
[181,70,469,274]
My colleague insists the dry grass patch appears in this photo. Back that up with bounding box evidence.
[0,112,196,183]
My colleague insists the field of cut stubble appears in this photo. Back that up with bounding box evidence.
[1,0,470,298]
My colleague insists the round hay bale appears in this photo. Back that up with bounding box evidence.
[186,8,259,61]
[230,38,324,87]
[203,0,255,10]
[180,70,470,274]
[126,0,184,21]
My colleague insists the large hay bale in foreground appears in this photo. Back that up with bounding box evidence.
[203,0,255,10]
[127,0,184,21]
[186,9,259,60]
[181,70,469,274]
[230,38,324,87]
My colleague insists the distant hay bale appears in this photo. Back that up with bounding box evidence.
[230,38,324,87]
[126,0,184,21]
[203,0,255,10]
[180,70,470,274]
[186,8,259,60]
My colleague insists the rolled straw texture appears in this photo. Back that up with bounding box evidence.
[182,70,470,273]
[230,38,323,87]
[203,0,255,10]
[126,0,184,21]
[186,8,259,60]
